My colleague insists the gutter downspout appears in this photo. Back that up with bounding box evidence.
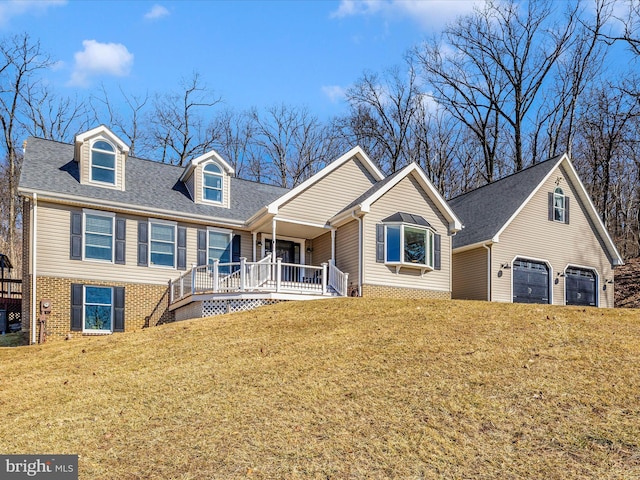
[352,212,363,296]
[483,243,491,302]
[31,193,38,345]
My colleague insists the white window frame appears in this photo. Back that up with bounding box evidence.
[90,139,117,185]
[207,227,233,265]
[83,285,114,334]
[202,162,224,204]
[384,223,434,272]
[553,187,565,223]
[82,209,115,263]
[149,219,177,269]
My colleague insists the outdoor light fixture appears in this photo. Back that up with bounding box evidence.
[501,262,511,269]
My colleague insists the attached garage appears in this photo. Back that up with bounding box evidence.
[513,259,550,304]
[565,267,597,306]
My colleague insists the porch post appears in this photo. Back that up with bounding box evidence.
[191,264,197,294]
[169,279,174,304]
[272,218,277,258]
[212,259,219,293]
[276,257,282,292]
[321,262,328,295]
[252,232,257,261]
[240,257,246,291]
[331,228,336,261]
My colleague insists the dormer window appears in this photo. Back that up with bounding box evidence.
[203,162,223,203]
[91,140,116,184]
[553,187,565,222]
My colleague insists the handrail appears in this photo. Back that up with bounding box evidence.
[169,256,348,303]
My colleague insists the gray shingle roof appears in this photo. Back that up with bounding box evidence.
[449,155,562,249]
[382,212,433,229]
[19,137,289,224]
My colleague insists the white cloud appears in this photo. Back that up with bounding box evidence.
[0,0,66,28]
[68,40,134,87]
[331,0,483,29]
[144,4,169,20]
[321,85,347,103]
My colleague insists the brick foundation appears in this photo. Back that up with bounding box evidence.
[361,284,451,300]
[31,276,174,342]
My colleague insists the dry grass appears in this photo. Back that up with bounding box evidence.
[1,298,639,479]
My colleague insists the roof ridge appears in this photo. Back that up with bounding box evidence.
[449,154,564,202]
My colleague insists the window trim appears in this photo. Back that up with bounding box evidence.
[90,138,117,186]
[383,222,435,273]
[148,219,177,269]
[82,209,115,263]
[553,187,565,223]
[202,161,224,204]
[206,227,233,265]
[83,285,114,334]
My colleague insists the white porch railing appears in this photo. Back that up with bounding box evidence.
[169,256,349,304]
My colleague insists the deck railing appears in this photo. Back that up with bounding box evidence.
[0,279,22,300]
[169,256,348,304]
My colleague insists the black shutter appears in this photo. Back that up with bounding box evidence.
[70,283,83,331]
[177,226,187,270]
[137,221,148,266]
[232,234,241,262]
[434,234,442,271]
[376,224,384,263]
[113,287,125,332]
[564,197,570,224]
[548,192,554,222]
[70,212,82,260]
[115,218,126,264]
[197,230,207,266]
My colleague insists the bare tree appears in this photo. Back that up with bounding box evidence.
[213,108,256,179]
[0,33,51,265]
[573,79,640,230]
[21,83,89,142]
[146,72,222,166]
[249,104,334,188]
[414,0,578,178]
[336,64,422,174]
[91,84,149,157]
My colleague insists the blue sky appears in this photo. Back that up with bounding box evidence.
[0,0,482,119]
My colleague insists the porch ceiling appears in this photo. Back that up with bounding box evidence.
[251,217,330,239]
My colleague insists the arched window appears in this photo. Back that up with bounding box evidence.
[553,187,565,222]
[91,140,116,184]
[203,162,223,202]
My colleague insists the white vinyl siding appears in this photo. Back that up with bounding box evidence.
[278,158,378,225]
[452,247,489,301]
[491,164,614,307]
[335,220,359,290]
[363,175,451,292]
[35,203,200,285]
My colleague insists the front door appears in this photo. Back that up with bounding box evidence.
[266,239,301,281]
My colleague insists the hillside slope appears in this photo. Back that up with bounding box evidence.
[1,299,639,479]
[616,256,640,308]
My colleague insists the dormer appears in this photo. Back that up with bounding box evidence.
[180,150,235,207]
[74,126,130,191]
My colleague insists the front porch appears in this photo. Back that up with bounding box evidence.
[169,255,348,316]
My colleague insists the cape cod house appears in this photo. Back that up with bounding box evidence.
[450,153,623,307]
[19,126,462,342]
